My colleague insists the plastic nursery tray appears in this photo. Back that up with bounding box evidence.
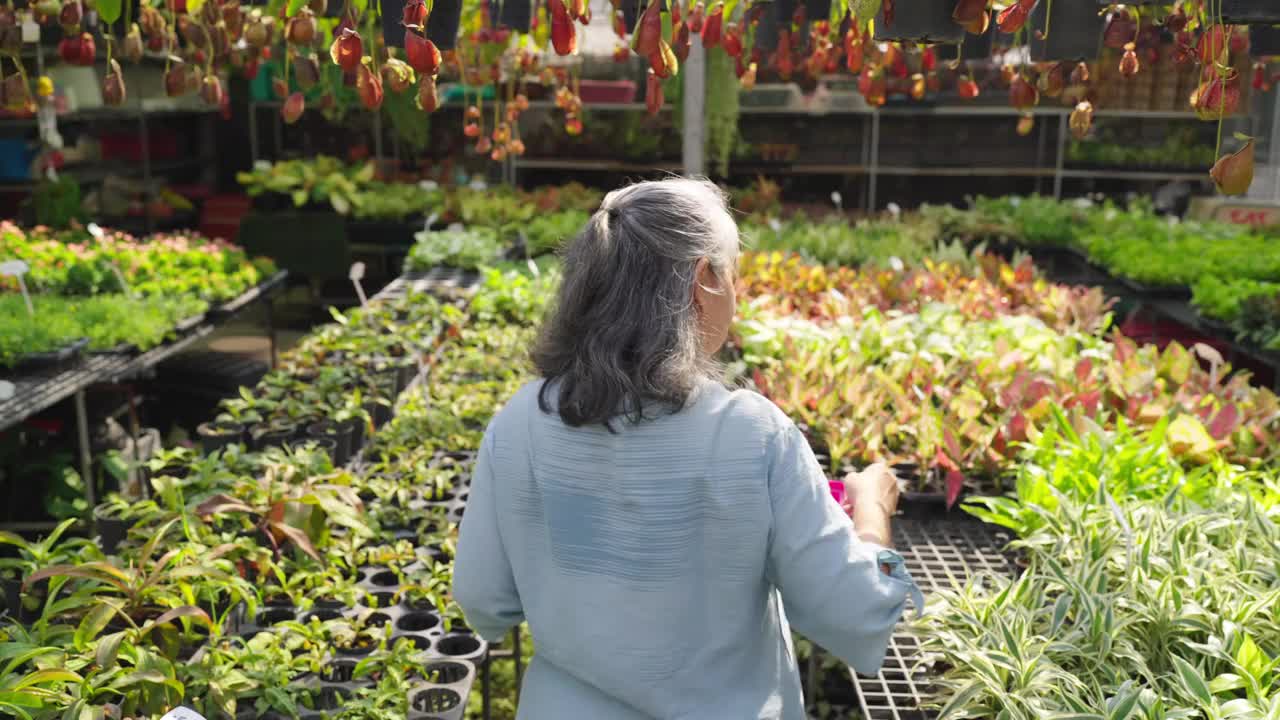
[208,270,289,319]
[236,560,485,720]
[1114,275,1192,301]
[10,337,90,373]
[852,508,1016,720]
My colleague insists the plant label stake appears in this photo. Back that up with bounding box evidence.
[159,708,209,720]
[0,259,33,316]
[423,211,439,234]
[108,263,135,298]
[21,11,38,42]
[887,202,902,220]
[349,261,368,307]
[831,190,843,214]
[768,217,783,243]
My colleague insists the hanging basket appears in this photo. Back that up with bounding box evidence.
[380,0,406,48]
[1251,25,1280,57]
[623,0,667,33]
[1223,0,1280,25]
[1029,0,1103,61]
[426,0,462,50]
[873,0,965,43]
[935,11,994,61]
[499,0,532,32]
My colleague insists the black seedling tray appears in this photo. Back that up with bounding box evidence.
[852,508,1016,720]
[10,337,89,373]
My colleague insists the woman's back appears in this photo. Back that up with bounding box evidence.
[455,380,910,719]
[453,179,915,719]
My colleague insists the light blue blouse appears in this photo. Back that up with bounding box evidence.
[453,380,921,720]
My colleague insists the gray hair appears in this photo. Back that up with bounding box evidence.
[533,178,739,429]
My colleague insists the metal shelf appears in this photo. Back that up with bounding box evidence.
[1060,168,1210,182]
[850,510,1015,720]
[513,157,683,173]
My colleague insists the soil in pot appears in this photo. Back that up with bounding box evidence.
[256,607,297,626]
[435,634,482,658]
[365,611,393,627]
[394,634,432,652]
[321,659,359,683]
[421,661,470,685]
[334,632,378,656]
[253,424,299,451]
[301,608,342,623]
[368,570,400,587]
[197,421,244,455]
[313,597,346,611]
[411,687,461,714]
[396,612,440,633]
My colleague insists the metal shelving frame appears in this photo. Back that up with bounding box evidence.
[850,510,1016,720]
[0,271,288,531]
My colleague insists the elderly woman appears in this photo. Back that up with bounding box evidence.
[453,178,921,719]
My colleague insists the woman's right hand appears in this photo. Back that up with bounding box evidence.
[842,463,899,549]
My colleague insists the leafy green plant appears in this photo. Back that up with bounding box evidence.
[406,228,504,271]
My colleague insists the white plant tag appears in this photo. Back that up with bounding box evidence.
[468,179,488,191]
[830,191,843,212]
[0,380,13,401]
[87,222,105,239]
[349,261,367,307]
[159,707,209,720]
[419,180,439,191]
[0,259,33,316]
[527,257,540,277]
[424,211,439,233]
[887,202,902,220]
[21,12,38,43]
[108,263,134,298]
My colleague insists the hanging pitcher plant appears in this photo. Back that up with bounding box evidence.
[24,0,1269,185]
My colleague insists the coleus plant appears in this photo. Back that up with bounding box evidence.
[738,250,1280,503]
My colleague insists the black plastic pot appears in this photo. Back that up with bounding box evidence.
[197,420,245,455]
[287,437,338,462]
[253,424,298,451]
[1223,0,1280,24]
[1,576,20,617]
[94,504,129,555]
[394,360,419,394]
[935,11,995,61]
[1252,24,1280,57]
[874,0,965,43]
[499,0,531,31]
[308,420,356,466]
[1029,0,1103,61]
[12,337,89,373]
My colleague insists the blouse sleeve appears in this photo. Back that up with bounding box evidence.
[763,424,922,676]
[452,432,525,643]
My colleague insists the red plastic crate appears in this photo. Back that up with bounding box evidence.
[578,80,637,104]
[199,194,253,243]
[99,131,180,163]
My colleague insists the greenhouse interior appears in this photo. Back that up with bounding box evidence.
[3,0,1280,717]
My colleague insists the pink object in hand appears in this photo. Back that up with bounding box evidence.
[828,480,847,505]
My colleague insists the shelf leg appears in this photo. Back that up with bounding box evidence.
[75,390,96,517]
[682,34,706,176]
[868,111,880,211]
[1053,114,1066,200]
[266,296,278,370]
[805,645,818,710]
[481,653,491,720]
